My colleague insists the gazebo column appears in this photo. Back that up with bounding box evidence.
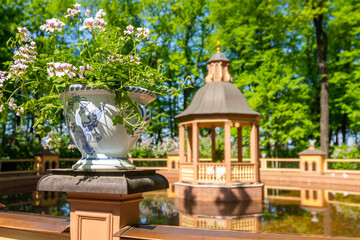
[179,124,185,165]
[211,126,216,160]
[250,121,260,183]
[237,127,243,162]
[192,122,199,184]
[187,126,193,163]
[224,121,232,184]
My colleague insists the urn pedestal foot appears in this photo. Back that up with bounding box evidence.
[72,158,136,170]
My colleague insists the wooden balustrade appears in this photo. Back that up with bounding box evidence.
[198,163,226,183]
[231,163,254,182]
[181,162,256,184]
[197,218,227,230]
[180,214,258,232]
[232,218,256,232]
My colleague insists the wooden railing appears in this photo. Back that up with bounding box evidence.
[129,158,168,169]
[260,158,360,174]
[180,162,256,184]
[181,163,194,182]
[260,158,300,171]
[199,158,251,162]
[198,163,226,183]
[231,163,255,182]
[0,159,35,175]
[181,213,259,232]
[324,159,360,174]
[2,156,360,176]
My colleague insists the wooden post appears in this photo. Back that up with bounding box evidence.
[237,127,242,162]
[250,122,260,183]
[254,216,261,232]
[179,124,185,165]
[68,193,142,240]
[192,122,199,184]
[224,121,232,184]
[211,126,216,161]
[187,126,193,163]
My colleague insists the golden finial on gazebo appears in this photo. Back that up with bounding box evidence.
[205,41,232,83]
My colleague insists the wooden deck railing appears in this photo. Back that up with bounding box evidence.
[260,158,360,174]
[0,159,35,175]
[260,158,300,171]
[324,159,360,174]
[199,158,251,162]
[129,158,168,169]
[2,156,360,176]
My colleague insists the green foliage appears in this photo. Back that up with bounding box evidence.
[329,144,360,170]
[331,144,360,159]
[140,0,211,139]
[1,3,182,146]
[1,0,360,159]
[0,127,42,159]
[209,0,318,157]
[266,161,300,169]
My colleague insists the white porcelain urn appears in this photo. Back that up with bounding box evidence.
[61,85,155,170]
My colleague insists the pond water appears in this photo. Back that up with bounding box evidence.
[1,183,360,238]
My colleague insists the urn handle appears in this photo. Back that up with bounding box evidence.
[133,104,151,135]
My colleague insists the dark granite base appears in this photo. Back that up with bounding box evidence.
[37,169,169,195]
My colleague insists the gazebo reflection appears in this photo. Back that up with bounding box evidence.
[175,197,262,232]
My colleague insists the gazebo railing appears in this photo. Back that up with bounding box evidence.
[180,162,256,184]
[181,163,194,182]
[198,163,226,183]
[231,163,255,182]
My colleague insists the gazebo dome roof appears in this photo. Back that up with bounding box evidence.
[207,52,230,63]
[175,82,260,120]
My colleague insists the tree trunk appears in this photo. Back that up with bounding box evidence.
[313,0,329,157]
[341,113,347,145]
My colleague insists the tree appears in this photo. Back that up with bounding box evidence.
[328,0,360,146]
[312,0,330,156]
[209,0,317,157]
[140,0,212,141]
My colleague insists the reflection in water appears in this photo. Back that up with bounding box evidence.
[139,196,178,225]
[174,197,262,232]
[0,190,69,216]
[263,186,360,237]
[1,183,360,237]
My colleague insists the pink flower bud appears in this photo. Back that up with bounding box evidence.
[85,9,90,17]
[74,3,81,10]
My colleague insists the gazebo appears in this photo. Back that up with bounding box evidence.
[174,43,263,202]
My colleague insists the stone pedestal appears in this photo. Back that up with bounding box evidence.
[37,169,168,240]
